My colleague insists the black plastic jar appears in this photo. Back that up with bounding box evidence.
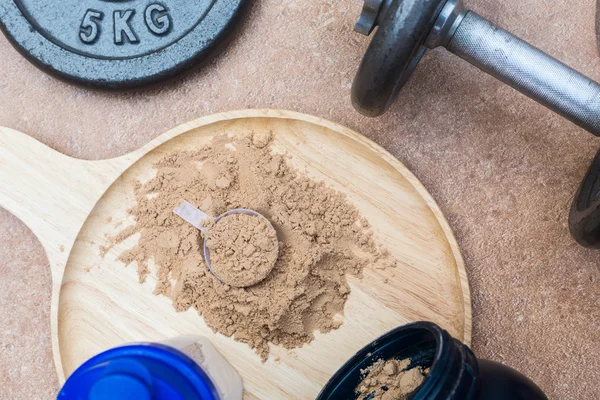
[317,321,547,400]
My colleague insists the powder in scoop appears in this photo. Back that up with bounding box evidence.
[103,131,396,360]
[357,359,428,400]
[206,213,278,287]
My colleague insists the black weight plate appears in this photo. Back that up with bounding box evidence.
[0,0,249,89]
[569,148,600,248]
[351,0,446,117]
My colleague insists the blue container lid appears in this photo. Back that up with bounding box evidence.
[58,343,220,400]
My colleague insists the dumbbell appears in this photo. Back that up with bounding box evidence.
[352,0,600,248]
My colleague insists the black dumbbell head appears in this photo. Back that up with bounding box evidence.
[352,0,447,117]
[569,148,600,248]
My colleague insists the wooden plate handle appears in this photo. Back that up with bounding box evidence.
[0,127,128,283]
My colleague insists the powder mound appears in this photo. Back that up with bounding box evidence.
[357,359,428,400]
[206,213,278,288]
[106,131,396,360]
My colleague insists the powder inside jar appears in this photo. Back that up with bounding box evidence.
[357,358,428,400]
[206,213,278,288]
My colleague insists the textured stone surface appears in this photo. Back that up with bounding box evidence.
[0,0,599,398]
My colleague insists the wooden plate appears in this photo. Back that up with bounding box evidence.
[0,109,471,399]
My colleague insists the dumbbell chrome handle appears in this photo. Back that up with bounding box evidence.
[427,1,600,136]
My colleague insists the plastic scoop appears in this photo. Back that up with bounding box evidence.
[173,200,278,287]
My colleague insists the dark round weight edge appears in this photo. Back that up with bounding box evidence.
[316,321,479,400]
[569,147,600,248]
[351,0,448,117]
[0,0,251,90]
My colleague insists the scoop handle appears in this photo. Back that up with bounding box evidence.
[173,200,211,234]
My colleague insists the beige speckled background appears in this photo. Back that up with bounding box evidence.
[1,0,599,398]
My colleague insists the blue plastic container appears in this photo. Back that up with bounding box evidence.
[57,343,221,400]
